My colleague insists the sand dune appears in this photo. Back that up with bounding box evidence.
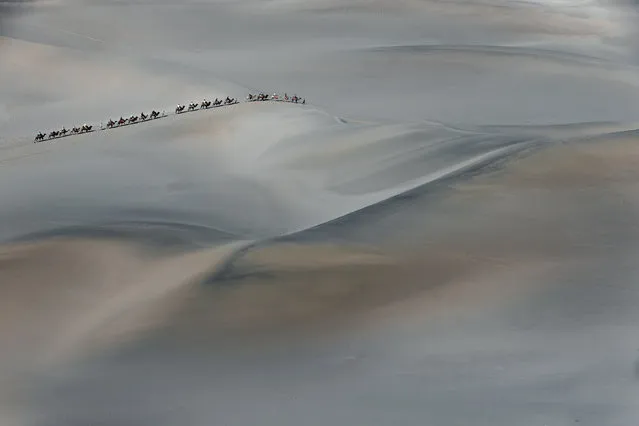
[3,0,639,425]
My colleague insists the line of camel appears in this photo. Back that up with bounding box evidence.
[33,93,306,143]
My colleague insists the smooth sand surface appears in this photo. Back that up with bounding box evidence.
[2,1,639,425]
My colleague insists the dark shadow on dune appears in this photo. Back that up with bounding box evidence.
[0,0,32,37]
[7,220,242,251]
[368,44,607,65]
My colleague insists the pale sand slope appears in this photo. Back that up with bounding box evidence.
[1,137,639,426]
[3,0,639,127]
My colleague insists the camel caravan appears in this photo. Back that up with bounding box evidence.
[34,93,306,143]
[106,110,164,129]
[246,93,305,104]
[34,124,94,142]
[175,96,236,115]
